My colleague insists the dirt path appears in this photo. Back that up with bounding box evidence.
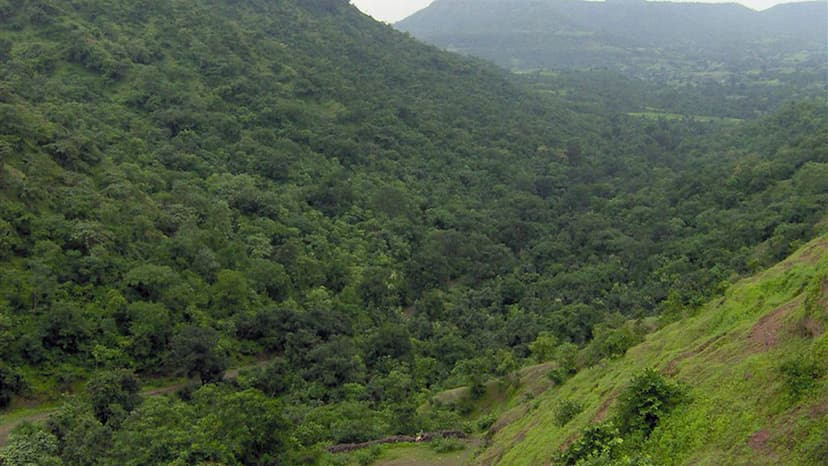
[0,358,273,447]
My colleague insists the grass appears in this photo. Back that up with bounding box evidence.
[431,362,555,425]
[476,234,828,465]
[321,438,481,466]
[372,440,479,466]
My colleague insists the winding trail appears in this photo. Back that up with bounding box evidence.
[0,358,272,447]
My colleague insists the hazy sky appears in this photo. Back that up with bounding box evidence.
[350,0,435,23]
[350,0,805,23]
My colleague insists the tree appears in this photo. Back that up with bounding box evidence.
[0,422,62,466]
[168,326,228,384]
[529,331,558,362]
[209,269,250,316]
[615,368,685,436]
[46,403,111,466]
[0,364,23,408]
[86,369,142,425]
[125,302,171,369]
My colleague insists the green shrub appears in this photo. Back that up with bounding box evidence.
[556,423,623,466]
[548,367,570,384]
[614,368,686,436]
[555,399,584,426]
[780,354,825,400]
[476,413,497,432]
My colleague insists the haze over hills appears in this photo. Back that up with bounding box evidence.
[0,0,825,464]
[396,0,827,73]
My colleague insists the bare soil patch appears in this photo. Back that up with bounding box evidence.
[798,238,828,265]
[559,431,580,452]
[809,399,828,419]
[799,317,825,338]
[748,429,772,453]
[748,299,800,352]
[591,392,617,423]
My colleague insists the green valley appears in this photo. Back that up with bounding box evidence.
[0,0,825,464]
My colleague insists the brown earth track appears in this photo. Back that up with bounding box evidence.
[591,391,617,423]
[748,299,801,352]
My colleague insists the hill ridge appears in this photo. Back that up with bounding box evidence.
[397,0,827,72]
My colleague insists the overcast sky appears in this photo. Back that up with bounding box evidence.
[350,0,435,23]
[350,0,805,23]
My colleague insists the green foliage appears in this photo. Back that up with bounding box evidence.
[109,386,291,466]
[476,413,497,432]
[547,367,569,385]
[556,423,623,466]
[47,403,112,466]
[0,364,24,408]
[86,369,142,425]
[555,399,584,426]
[479,237,828,465]
[779,354,825,401]
[529,331,558,362]
[556,370,684,464]
[582,320,644,365]
[0,0,824,462]
[168,325,228,384]
[614,368,686,436]
[0,423,62,466]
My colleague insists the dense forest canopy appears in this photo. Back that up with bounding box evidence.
[0,0,825,464]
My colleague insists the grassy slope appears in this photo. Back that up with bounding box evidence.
[471,234,828,465]
[360,233,828,466]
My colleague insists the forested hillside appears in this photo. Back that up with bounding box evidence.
[0,0,825,464]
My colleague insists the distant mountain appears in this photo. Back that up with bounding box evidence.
[396,0,827,73]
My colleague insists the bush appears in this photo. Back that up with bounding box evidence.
[548,367,570,385]
[476,413,497,432]
[780,354,825,400]
[555,399,584,426]
[614,368,686,436]
[556,423,623,466]
[0,422,62,466]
